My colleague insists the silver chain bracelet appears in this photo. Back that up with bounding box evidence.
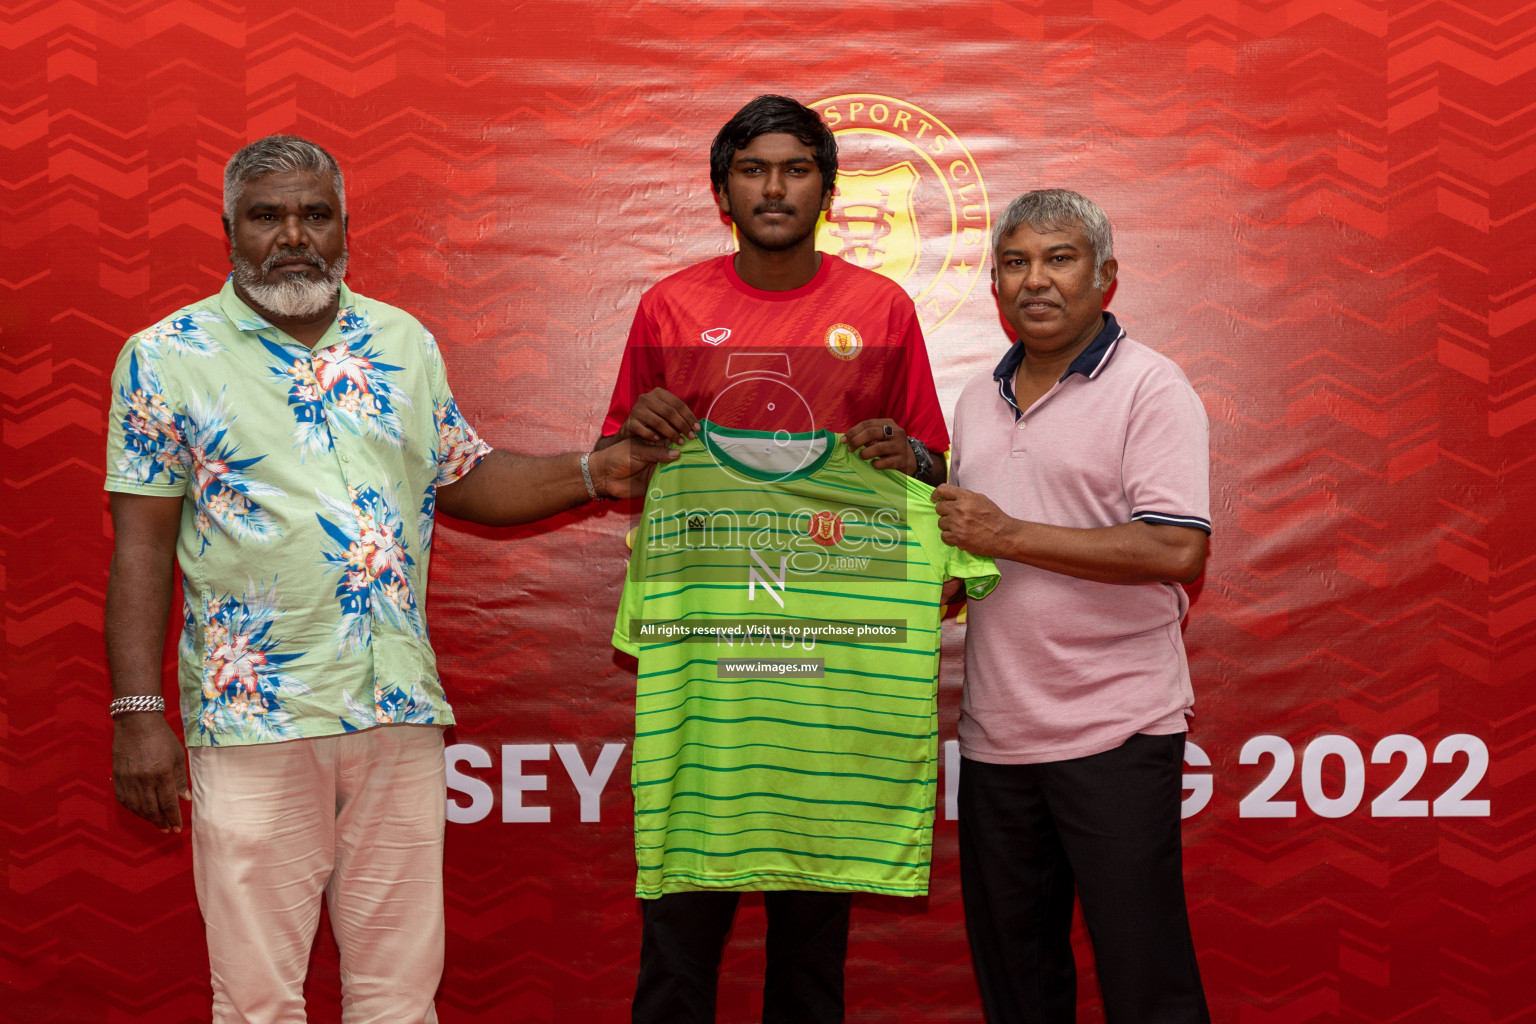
[109,695,166,717]
[580,451,603,501]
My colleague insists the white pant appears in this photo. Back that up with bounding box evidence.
[189,725,446,1024]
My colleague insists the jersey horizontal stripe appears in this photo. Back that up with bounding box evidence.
[634,693,937,723]
[633,761,934,787]
[637,667,939,694]
[633,789,935,815]
[631,740,936,767]
[634,714,937,742]
[637,582,937,609]
[639,872,925,897]
[635,808,925,830]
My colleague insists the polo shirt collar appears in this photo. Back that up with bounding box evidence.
[992,312,1125,419]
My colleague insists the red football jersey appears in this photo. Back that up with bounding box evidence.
[601,254,950,451]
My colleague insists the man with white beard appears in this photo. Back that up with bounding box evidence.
[103,135,675,1022]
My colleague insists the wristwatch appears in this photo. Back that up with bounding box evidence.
[907,437,933,479]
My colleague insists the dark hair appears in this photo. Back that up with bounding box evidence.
[709,95,837,195]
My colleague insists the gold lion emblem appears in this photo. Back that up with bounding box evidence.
[825,323,862,360]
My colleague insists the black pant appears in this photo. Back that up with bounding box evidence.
[632,889,852,1024]
[958,733,1210,1024]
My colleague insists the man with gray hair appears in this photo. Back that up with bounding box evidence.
[933,188,1212,1022]
[104,134,675,1021]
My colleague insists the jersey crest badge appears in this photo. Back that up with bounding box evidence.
[807,510,845,547]
[701,327,731,345]
[825,324,862,361]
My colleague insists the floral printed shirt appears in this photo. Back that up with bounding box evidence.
[105,281,492,747]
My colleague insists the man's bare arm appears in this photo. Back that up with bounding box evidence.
[933,484,1207,585]
[435,438,678,526]
[106,492,190,834]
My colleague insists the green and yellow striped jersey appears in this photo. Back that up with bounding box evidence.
[614,423,998,898]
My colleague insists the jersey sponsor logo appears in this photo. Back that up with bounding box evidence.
[808,94,990,333]
[807,510,845,547]
[825,324,862,361]
[747,548,789,608]
[701,327,732,345]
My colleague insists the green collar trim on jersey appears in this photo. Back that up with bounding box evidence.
[697,421,838,482]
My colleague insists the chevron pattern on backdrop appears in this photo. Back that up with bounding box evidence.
[4,1,1533,1021]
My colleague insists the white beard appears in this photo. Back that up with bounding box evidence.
[231,246,349,320]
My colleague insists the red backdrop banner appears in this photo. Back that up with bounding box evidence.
[4,1,1534,1021]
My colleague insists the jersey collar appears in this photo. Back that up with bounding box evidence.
[698,421,838,481]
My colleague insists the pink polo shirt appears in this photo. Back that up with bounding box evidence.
[951,314,1210,764]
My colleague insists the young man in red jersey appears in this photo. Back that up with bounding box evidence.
[597,94,950,1023]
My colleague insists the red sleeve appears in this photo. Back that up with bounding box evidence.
[600,300,661,437]
[893,306,950,453]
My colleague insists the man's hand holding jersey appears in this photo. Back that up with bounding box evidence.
[843,419,917,475]
[600,388,702,447]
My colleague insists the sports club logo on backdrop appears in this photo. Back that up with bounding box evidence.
[809,95,990,333]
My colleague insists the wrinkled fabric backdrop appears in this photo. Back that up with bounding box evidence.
[4,1,1534,1021]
